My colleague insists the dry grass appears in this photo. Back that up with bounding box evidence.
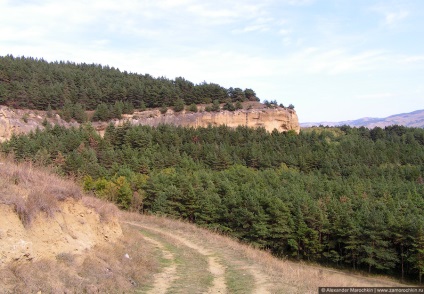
[0,157,159,293]
[0,158,81,226]
[82,195,119,223]
[0,224,158,293]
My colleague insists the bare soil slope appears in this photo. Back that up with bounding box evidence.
[0,160,158,293]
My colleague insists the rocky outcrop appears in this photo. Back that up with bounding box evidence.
[0,107,11,142]
[105,104,300,134]
[0,103,300,142]
[0,106,78,142]
[0,107,44,142]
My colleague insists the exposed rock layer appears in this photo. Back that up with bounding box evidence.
[0,104,300,142]
[121,106,300,133]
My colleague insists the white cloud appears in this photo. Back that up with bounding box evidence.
[277,48,389,75]
[278,29,292,35]
[187,4,233,21]
[401,55,424,63]
[384,10,409,26]
[232,24,270,33]
[370,3,410,28]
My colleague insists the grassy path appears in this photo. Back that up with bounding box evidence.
[139,233,177,294]
[126,222,228,293]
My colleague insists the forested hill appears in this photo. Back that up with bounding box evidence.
[0,55,259,110]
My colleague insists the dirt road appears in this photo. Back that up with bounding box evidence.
[123,215,404,294]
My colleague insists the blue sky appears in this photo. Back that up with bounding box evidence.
[1,0,423,122]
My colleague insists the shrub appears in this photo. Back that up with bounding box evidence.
[223,102,236,111]
[235,101,243,110]
[187,103,198,113]
[21,113,29,123]
[160,105,168,114]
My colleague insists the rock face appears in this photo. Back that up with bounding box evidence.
[124,107,300,133]
[0,103,300,142]
[0,106,78,142]
[0,107,11,142]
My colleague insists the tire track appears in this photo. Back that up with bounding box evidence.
[125,222,227,294]
[139,233,177,294]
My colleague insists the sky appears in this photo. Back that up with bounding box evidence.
[0,0,423,122]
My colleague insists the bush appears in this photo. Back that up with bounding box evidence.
[223,102,236,111]
[21,113,29,123]
[235,101,243,110]
[160,105,168,114]
[187,103,198,113]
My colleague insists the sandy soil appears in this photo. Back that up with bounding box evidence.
[0,200,121,267]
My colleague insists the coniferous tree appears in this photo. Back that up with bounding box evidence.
[92,103,110,121]
[73,103,87,123]
[173,98,185,112]
[211,100,220,112]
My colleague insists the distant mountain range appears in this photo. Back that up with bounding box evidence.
[301,109,424,128]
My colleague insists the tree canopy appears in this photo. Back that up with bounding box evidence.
[0,55,259,112]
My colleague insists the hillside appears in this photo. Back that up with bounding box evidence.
[301,109,424,128]
[0,159,147,292]
[2,122,424,282]
[0,160,407,293]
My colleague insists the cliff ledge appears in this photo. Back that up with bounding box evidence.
[0,103,300,142]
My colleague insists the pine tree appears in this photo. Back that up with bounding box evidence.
[173,98,185,112]
[92,103,110,121]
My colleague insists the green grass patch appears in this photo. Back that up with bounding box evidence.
[137,228,212,294]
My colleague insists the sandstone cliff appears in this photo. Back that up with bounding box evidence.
[0,106,79,142]
[118,104,300,133]
[0,103,300,142]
